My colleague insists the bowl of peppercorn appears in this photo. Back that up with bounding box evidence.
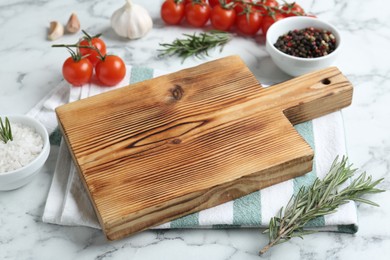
[266,16,341,77]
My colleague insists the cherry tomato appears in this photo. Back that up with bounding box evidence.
[234,0,251,14]
[161,0,185,25]
[95,55,126,86]
[62,57,93,86]
[210,5,236,31]
[281,2,305,17]
[208,0,232,7]
[254,0,279,15]
[185,2,211,27]
[79,37,107,67]
[261,13,284,36]
[208,0,220,7]
[236,10,263,36]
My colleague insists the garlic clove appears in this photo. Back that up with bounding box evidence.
[65,13,80,34]
[48,21,64,41]
[110,0,153,40]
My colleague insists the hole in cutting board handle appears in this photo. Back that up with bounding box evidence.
[321,78,331,85]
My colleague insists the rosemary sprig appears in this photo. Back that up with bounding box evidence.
[158,30,232,61]
[0,116,13,144]
[260,156,384,255]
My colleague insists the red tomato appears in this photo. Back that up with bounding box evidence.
[208,0,220,7]
[236,11,263,36]
[62,57,93,86]
[161,0,185,25]
[95,55,126,86]
[234,0,251,14]
[185,2,211,27]
[79,37,107,67]
[208,0,232,7]
[281,2,305,17]
[261,13,284,36]
[254,0,279,15]
[210,5,236,31]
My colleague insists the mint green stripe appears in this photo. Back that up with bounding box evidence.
[294,120,325,227]
[233,191,261,226]
[337,224,358,234]
[293,120,317,193]
[170,212,199,228]
[50,127,62,146]
[305,217,325,228]
[130,67,154,84]
[212,224,241,229]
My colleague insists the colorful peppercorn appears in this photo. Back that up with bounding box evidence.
[274,27,336,58]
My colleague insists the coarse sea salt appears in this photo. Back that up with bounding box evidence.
[0,122,43,173]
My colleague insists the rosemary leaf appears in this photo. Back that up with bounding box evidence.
[158,31,231,62]
[0,116,13,144]
[259,156,384,255]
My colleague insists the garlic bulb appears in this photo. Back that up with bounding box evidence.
[111,0,153,40]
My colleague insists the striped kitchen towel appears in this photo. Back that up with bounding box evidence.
[36,66,358,233]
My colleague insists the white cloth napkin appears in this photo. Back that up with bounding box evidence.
[31,66,358,232]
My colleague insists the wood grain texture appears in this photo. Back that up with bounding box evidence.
[56,55,353,240]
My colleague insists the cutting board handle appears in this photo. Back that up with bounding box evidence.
[266,67,353,125]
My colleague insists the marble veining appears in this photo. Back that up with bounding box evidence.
[1,0,389,259]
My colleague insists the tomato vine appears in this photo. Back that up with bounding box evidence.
[161,0,314,37]
[52,30,126,87]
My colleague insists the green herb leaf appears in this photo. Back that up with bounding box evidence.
[0,116,13,144]
[158,31,231,62]
[259,156,384,255]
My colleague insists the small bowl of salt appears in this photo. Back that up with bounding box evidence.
[0,115,50,191]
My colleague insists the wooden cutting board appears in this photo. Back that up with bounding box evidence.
[56,56,353,240]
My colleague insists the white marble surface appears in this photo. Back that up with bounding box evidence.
[0,0,389,259]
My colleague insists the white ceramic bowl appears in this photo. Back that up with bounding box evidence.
[266,16,341,77]
[0,115,50,191]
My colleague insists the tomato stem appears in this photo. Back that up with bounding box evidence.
[81,29,102,41]
[241,4,253,23]
[232,0,305,18]
[66,47,79,61]
[219,0,235,10]
[191,0,206,6]
[51,45,81,61]
[52,43,105,60]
